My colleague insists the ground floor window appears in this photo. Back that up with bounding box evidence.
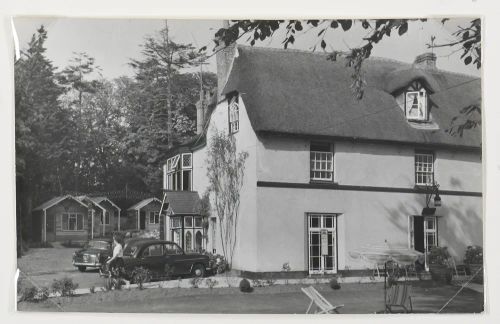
[307,213,337,274]
[169,215,205,252]
[62,213,84,231]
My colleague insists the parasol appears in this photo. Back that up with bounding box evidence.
[350,242,424,311]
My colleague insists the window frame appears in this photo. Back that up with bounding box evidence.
[62,213,84,231]
[414,151,435,186]
[149,211,160,224]
[405,88,428,122]
[100,211,111,225]
[310,142,334,182]
[165,153,192,191]
[228,95,240,134]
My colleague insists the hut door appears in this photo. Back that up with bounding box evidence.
[46,214,56,242]
[140,211,146,230]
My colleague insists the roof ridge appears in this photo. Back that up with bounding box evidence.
[237,44,479,78]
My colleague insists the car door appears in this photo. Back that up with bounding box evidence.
[139,243,166,279]
[164,243,189,275]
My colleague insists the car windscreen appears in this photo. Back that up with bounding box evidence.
[86,241,111,250]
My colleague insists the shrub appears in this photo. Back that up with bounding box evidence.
[251,279,265,288]
[205,278,218,289]
[428,246,451,266]
[329,277,341,290]
[190,277,202,288]
[239,278,253,293]
[89,286,96,294]
[131,267,151,290]
[21,286,49,302]
[203,252,229,274]
[464,245,483,264]
[51,277,79,297]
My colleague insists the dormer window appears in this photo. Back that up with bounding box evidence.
[405,87,428,121]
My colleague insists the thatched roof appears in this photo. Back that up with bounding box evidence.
[222,46,481,148]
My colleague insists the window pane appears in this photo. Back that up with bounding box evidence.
[62,214,68,230]
[77,214,83,230]
[194,217,202,228]
[185,216,193,228]
[310,216,320,228]
[324,217,333,228]
[69,215,76,231]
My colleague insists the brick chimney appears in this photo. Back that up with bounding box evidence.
[216,20,237,99]
[414,52,437,69]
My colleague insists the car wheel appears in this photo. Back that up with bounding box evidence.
[192,264,205,278]
[78,266,86,272]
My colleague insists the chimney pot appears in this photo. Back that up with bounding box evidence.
[414,52,437,69]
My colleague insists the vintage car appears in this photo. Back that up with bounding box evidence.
[72,238,113,272]
[119,239,211,282]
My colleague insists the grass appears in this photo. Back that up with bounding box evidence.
[17,280,484,314]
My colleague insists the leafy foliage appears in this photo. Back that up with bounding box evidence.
[206,130,249,268]
[21,286,49,303]
[51,277,79,297]
[464,245,483,264]
[428,246,451,266]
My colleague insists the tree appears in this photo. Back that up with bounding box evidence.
[122,22,216,192]
[210,19,481,134]
[15,26,66,243]
[206,130,249,268]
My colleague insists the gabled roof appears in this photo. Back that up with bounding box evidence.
[33,195,88,212]
[128,197,162,211]
[87,196,121,211]
[222,46,481,149]
[164,191,201,215]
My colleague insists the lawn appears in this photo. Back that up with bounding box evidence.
[17,280,484,314]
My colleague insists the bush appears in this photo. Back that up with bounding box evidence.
[464,245,483,264]
[131,267,151,290]
[239,278,253,293]
[205,278,218,289]
[329,277,341,290]
[428,246,451,265]
[203,252,229,274]
[21,286,49,302]
[190,277,202,288]
[51,277,79,297]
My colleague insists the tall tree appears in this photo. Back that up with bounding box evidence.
[58,52,103,192]
[123,21,213,191]
[15,26,65,244]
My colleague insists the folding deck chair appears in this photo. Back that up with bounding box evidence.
[301,286,344,314]
[385,283,413,313]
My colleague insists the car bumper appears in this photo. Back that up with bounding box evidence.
[73,261,102,268]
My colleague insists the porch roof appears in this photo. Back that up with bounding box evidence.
[127,197,162,211]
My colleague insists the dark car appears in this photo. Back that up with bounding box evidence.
[120,239,211,282]
[72,239,112,272]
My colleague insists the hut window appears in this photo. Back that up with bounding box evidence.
[415,151,434,186]
[100,212,110,225]
[62,213,84,231]
[149,211,160,224]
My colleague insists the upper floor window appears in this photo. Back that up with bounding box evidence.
[310,142,334,181]
[405,86,428,121]
[165,153,192,191]
[415,152,434,186]
[228,95,239,134]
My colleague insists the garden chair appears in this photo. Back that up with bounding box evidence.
[301,286,344,314]
[385,283,413,313]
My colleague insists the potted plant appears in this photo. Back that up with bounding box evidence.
[464,245,483,284]
[428,246,452,284]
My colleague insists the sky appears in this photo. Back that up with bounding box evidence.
[12,17,481,80]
